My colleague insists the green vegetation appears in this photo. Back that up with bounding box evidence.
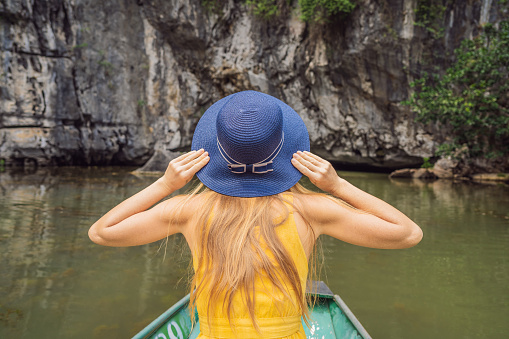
[404,21,509,159]
[201,0,225,15]
[240,0,356,22]
[137,99,146,108]
[413,0,448,39]
[98,60,113,68]
[72,42,88,50]
[97,58,114,77]
[299,0,355,22]
[0,305,23,325]
[421,157,433,169]
[245,0,280,19]
[384,24,398,40]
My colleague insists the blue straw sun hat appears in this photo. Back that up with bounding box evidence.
[191,90,310,198]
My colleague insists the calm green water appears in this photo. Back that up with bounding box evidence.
[0,168,508,338]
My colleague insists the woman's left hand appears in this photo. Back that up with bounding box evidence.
[160,149,210,192]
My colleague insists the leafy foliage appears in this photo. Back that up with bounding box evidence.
[413,0,448,39]
[243,0,356,21]
[299,0,356,22]
[404,21,509,159]
[245,0,280,19]
[71,42,88,50]
[201,0,223,14]
[421,157,433,169]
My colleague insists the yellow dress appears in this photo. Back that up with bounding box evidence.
[192,194,308,339]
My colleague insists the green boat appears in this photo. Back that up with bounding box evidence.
[133,281,371,339]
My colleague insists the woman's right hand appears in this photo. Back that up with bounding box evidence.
[291,151,342,196]
[160,149,209,192]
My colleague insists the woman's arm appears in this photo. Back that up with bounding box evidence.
[88,149,209,247]
[291,151,422,249]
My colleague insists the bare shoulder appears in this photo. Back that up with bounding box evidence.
[157,193,206,248]
[292,192,347,220]
[160,194,206,223]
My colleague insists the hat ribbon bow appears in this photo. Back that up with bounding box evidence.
[217,133,284,174]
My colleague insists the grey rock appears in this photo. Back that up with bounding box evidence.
[0,0,506,170]
[471,173,509,183]
[413,168,438,180]
[433,158,459,179]
[389,168,416,179]
[389,167,437,180]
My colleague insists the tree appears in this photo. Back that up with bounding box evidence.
[405,21,509,159]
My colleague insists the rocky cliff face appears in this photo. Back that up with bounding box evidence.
[0,0,505,169]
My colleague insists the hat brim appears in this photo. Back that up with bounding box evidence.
[191,91,310,198]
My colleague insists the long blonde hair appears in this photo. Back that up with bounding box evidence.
[170,182,322,332]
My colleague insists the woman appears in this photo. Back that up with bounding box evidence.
[89,91,422,338]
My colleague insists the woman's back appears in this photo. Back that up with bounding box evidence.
[188,193,308,339]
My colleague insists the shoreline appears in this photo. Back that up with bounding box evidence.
[389,168,509,185]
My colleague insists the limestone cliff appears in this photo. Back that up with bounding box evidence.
[0,0,505,169]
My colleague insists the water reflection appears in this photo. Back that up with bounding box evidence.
[0,168,508,338]
[0,168,192,338]
[324,174,509,339]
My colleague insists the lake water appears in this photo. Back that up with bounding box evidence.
[1,167,508,338]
